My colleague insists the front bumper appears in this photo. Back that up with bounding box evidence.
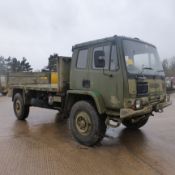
[120,100,172,119]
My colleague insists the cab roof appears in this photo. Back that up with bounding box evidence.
[72,35,156,51]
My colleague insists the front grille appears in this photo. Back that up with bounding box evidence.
[137,82,148,96]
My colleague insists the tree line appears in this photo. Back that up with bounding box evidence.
[42,54,59,72]
[1,53,175,76]
[162,56,175,77]
[0,54,59,74]
[0,56,32,73]
[0,54,58,74]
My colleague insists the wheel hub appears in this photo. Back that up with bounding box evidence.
[75,112,91,135]
[16,100,21,113]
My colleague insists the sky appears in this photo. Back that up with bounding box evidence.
[0,0,175,70]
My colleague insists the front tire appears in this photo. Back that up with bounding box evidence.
[13,93,30,120]
[122,116,149,129]
[69,101,106,146]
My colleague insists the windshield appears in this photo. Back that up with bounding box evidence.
[123,40,164,76]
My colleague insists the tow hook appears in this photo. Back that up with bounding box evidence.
[158,109,163,113]
[105,117,121,128]
[155,105,164,113]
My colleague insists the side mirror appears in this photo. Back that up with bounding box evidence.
[94,50,105,68]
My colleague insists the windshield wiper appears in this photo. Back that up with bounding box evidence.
[142,67,153,70]
[138,66,153,75]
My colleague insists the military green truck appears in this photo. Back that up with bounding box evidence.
[11,36,171,146]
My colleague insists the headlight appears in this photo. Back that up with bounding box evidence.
[135,99,141,109]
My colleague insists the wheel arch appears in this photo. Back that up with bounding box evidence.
[65,90,106,115]
[12,88,24,102]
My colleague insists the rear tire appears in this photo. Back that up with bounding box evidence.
[122,116,149,129]
[69,101,106,146]
[13,93,30,120]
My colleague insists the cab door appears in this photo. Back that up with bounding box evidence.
[88,42,123,110]
[70,48,90,90]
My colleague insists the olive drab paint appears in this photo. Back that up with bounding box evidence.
[11,35,171,123]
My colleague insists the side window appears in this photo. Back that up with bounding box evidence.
[93,45,110,69]
[77,49,88,69]
[110,45,118,70]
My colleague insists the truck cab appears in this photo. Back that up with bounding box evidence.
[12,36,171,146]
[70,36,170,118]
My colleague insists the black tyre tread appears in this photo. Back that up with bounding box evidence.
[69,101,106,146]
[122,117,149,129]
[13,93,29,120]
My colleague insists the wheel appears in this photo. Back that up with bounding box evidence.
[13,93,30,120]
[122,116,149,129]
[69,101,106,146]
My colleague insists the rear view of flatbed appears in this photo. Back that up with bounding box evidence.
[11,57,71,111]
